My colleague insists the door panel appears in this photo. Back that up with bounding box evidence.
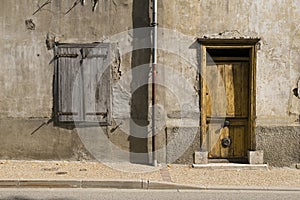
[206,62,249,159]
[232,124,246,157]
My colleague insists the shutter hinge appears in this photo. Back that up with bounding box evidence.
[56,54,79,58]
[85,54,108,59]
[57,112,79,116]
[85,112,107,117]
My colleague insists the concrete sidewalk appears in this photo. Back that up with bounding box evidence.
[0,160,299,190]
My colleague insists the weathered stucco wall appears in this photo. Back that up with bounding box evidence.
[0,0,135,118]
[159,0,300,125]
[256,126,300,167]
[158,0,300,166]
[0,0,299,166]
[0,0,151,162]
[0,118,91,160]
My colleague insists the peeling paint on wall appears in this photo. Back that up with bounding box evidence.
[111,45,122,82]
[25,19,35,30]
[45,32,56,50]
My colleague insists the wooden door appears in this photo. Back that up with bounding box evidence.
[206,62,249,159]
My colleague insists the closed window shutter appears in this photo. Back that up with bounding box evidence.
[54,44,111,125]
[82,46,111,124]
[56,47,83,122]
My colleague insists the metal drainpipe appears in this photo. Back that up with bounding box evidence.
[151,0,158,167]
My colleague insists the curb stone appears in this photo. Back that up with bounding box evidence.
[205,185,300,192]
[0,180,19,188]
[0,179,199,190]
[0,179,299,191]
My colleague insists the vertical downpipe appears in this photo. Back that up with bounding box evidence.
[151,0,158,167]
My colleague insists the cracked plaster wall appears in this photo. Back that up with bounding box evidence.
[0,0,299,165]
[157,0,300,165]
[159,0,300,126]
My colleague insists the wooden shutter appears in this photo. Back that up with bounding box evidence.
[56,47,83,122]
[54,43,111,125]
[82,45,111,124]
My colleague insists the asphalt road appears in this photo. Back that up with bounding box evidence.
[0,188,299,200]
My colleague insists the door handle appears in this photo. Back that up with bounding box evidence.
[221,137,231,148]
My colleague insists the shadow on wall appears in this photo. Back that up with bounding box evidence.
[129,0,151,164]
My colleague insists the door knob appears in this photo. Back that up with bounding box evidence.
[221,137,231,148]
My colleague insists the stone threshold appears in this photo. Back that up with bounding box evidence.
[192,163,268,170]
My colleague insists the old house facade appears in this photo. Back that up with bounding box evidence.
[0,0,299,167]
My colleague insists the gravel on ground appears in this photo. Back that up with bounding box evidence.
[0,160,299,188]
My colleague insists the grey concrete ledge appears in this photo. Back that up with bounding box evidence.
[0,179,299,191]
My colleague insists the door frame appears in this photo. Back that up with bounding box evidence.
[198,38,260,155]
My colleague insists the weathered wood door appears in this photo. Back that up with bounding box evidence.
[206,62,249,159]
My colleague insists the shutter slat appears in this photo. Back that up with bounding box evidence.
[57,47,83,122]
